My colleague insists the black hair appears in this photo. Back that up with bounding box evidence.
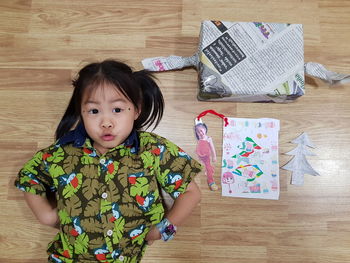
[55,59,164,140]
[194,123,208,140]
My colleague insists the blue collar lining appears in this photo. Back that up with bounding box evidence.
[57,122,139,152]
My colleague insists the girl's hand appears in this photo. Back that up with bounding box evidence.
[145,225,161,245]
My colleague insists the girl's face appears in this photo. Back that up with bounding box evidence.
[225,177,234,184]
[196,125,207,140]
[81,83,140,155]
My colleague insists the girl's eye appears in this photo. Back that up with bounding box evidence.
[113,108,122,113]
[88,109,99,114]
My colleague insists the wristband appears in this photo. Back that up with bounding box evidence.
[156,218,177,241]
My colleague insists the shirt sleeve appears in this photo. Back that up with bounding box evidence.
[14,149,55,196]
[154,136,202,199]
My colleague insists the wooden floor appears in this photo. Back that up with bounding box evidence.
[1,0,350,262]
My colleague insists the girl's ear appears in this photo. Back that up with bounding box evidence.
[134,105,141,120]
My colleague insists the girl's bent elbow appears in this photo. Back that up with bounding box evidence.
[188,181,201,204]
[195,191,201,204]
[38,211,58,227]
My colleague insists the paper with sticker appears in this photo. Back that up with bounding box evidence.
[221,118,280,200]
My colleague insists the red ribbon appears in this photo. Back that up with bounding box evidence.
[196,109,229,127]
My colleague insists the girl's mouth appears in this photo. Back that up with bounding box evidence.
[102,134,115,141]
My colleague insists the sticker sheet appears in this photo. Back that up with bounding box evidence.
[221,118,280,200]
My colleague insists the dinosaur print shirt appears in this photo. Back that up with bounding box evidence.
[15,127,202,263]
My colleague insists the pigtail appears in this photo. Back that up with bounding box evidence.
[133,70,164,130]
[55,73,87,141]
[55,91,80,140]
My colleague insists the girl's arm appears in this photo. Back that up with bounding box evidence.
[145,180,201,244]
[165,180,201,225]
[23,192,59,228]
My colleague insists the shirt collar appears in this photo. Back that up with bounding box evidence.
[57,122,139,152]
[123,129,139,152]
[57,122,87,147]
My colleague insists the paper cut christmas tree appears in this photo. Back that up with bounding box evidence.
[281,132,320,185]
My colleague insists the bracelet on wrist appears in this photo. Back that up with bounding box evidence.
[156,218,177,242]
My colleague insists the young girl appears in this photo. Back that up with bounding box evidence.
[15,59,202,263]
[194,123,217,191]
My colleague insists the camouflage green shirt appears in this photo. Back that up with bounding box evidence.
[15,129,201,263]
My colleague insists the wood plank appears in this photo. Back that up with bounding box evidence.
[0,0,349,262]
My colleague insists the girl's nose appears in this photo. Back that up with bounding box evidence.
[101,119,113,129]
[102,123,112,128]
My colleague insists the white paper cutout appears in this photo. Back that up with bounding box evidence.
[281,132,319,185]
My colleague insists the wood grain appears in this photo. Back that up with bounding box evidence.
[1,0,350,262]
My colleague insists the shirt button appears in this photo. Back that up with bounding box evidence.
[119,255,124,261]
[100,159,106,164]
[107,229,113,236]
[101,192,108,199]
